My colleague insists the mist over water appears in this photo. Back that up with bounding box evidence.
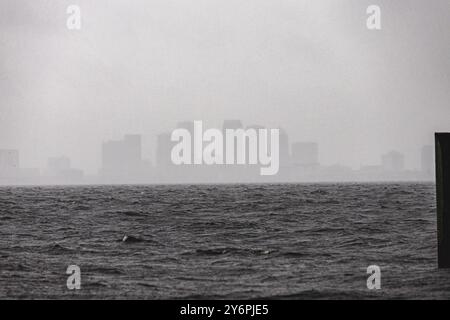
[1,0,450,174]
[1,183,447,299]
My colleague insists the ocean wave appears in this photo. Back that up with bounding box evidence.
[184,247,272,256]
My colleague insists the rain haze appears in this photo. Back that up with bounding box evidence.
[1,0,449,179]
[3,1,450,302]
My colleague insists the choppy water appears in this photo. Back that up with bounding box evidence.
[0,183,449,299]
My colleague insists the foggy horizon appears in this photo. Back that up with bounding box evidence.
[1,0,450,176]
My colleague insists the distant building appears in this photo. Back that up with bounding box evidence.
[177,121,195,133]
[222,120,243,131]
[48,156,71,172]
[156,133,173,168]
[421,145,434,176]
[101,135,143,178]
[0,149,19,170]
[360,165,383,174]
[0,149,20,179]
[46,156,83,181]
[381,151,405,172]
[291,142,319,167]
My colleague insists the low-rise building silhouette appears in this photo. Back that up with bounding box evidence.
[45,156,83,182]
[0,149,19,177]
[382,150,405,172]
[0,149,20,181]
[291,142,319,167]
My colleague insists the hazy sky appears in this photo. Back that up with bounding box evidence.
[1,0,449,173]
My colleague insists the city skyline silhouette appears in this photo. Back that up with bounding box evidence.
[0,119,435,185]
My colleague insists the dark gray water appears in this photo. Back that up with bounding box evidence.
[1,183,449,299]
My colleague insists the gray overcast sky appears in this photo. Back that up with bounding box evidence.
[1,0,449,173]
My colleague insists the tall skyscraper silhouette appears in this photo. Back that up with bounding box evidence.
[0,149,19,169]
[101,135,143,179]
[156,133,173,169]
[0,149,19,178]
[222,120,243,131]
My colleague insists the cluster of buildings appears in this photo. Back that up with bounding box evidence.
[0,120,436,185]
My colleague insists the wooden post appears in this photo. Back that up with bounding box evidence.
[435,133,450,268]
